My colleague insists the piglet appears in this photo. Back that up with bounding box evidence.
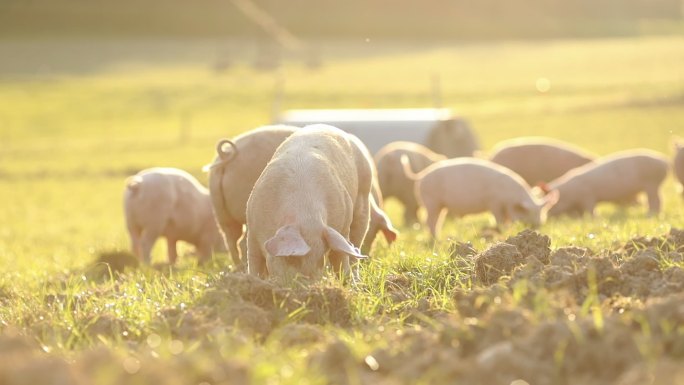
[402,156,559,238]
[124,167,222,264]
[545,149,668,217]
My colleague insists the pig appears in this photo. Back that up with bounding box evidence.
[424,118,479,158]
[401,156,559,238]
[489,137,596,186]
[544,150,669,217]
[123,167,223,264]
[246,124,396,280]
[673,138,684,196]
[205,124,396,268]
[205,125,298,268]
[375,141,447,224]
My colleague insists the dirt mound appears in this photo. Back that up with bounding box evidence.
[467,229,684,303]
[474,242,524,285]
[621,227,684,256]
[94,250,139,272]
[448,241,478,259]
[314,293,684,385]
[270,323,327,347]
[505,229,552,264]
[208,272,352,326]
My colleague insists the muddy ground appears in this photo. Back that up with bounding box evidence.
[1,229,684,384]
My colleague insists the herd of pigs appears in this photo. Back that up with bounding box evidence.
[123,123,684,281]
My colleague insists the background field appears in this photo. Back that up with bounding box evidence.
[1,21,684,385]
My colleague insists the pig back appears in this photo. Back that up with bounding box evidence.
[210,125,297,223]
[554,151,669,201]
[490,140,595,185]
[419,158,533,212]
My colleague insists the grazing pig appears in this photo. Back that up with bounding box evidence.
[674,139,684,196]
[205,125,395,267]
[402,157,559,238]
[204,125,298,267]
[246,124,395,280]
[375,141,446,224]
[489,137,596,186]
[123,167,223,264]
[424,118,479,158]
[544,150,669,217]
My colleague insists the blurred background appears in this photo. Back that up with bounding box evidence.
[2,0,683,39]
[1,0,684,267]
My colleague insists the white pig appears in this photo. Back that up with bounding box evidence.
[206,124,396,267]
[674,138,684,196]
[402,157,559,238]
[246,124,393,280]
[204,125,298,267]
[544,150,669,217]
[489,137,596,186]
[123,167,223,264]
[375,141,447,224]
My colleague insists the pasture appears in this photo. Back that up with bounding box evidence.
[1,35,684,384]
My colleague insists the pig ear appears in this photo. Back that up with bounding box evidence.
[265,225,311,257]
[323,227,367,259]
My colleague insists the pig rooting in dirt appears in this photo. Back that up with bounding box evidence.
[246,124,393,281]
[401,156,559,238]
[545,149,669,217]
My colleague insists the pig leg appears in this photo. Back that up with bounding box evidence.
[491,205,508,228]
[424,200,445,238]
[344,197,371,281]
[403,200,420,225]
[223,220,245,268]
[139,229,161,264]
[360,221,379,255]
[580,200,597,217]
[645,185,661,215]
[166,238,178,265]
[195,241,212,264]
[247,235,267,278]
[128,230,142,259]
[349,198,370,249]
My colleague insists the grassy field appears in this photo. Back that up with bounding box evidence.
[1,35,684,384]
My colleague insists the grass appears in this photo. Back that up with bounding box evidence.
[1,35,684,384]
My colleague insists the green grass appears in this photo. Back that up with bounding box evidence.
[1,36,684,384]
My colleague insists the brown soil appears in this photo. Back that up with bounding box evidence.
[4,228,684,385]
[0,329,249,385]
